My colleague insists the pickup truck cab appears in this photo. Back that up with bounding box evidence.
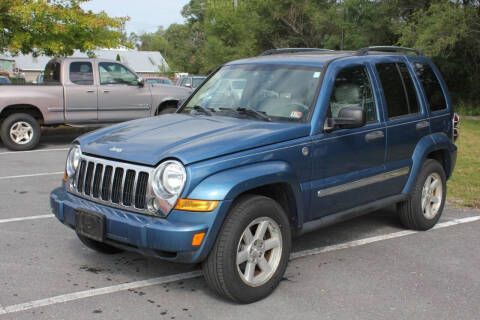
[0,58,192,151]
[51,47,458,303]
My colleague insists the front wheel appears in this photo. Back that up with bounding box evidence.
[202,195,291,303]
[0,113,41,151]
[398,159,447,230]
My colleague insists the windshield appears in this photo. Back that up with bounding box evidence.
[147,78,173,85]
[181,64,322,122]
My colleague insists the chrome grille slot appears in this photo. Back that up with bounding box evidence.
[70,155,153,215]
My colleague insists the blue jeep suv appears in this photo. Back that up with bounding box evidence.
[51,46,459,303]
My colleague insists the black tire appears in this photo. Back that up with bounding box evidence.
[397,159,447,231]
[0,113,41,151]
[202,195,291,303]
[156,102,178,115]
[76,233,124,254]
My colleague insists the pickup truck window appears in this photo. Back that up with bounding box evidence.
[99,62,137,85]
[69,62,93,85]
[413,63,447,112]
[328,66,377,123]
[44,61,61,84]
[376,62,419,118]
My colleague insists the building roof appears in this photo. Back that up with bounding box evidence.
[4,49,169,73]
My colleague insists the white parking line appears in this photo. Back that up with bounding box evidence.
[0,215,479,315]
[0,148,68,156]
[0,214,54,224]
[0,171,63,180]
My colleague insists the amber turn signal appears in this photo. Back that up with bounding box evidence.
[192,232,206,246]
[174,198,219,212]
[63,171,68,182]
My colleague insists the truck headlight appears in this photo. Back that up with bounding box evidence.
[66,145,81,178]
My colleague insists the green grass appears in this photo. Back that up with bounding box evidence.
[455,102,480,116]
[447,120,480,208]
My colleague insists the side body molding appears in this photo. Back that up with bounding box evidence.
[187,161,305,227]
[402,132,457,194]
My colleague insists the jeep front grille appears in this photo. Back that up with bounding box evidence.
[69,155,153,214]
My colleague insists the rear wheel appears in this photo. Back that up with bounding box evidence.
[76,233,123,254]
[398,159,446,230]
[0,113,41,151]
[202,195,291,303]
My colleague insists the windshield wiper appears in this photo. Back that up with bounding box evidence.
[236,107,272,122]
[193,105,214,116]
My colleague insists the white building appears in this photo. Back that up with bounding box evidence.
[3,49,169,82]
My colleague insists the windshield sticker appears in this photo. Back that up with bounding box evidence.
[313,72,321,78]
[290,111,303,119]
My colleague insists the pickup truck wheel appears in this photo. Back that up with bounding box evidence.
[76,233,124,254]
[398,159,446,231]
[156,102,177,115]
[0,113,41,151]
[202,195,291,303]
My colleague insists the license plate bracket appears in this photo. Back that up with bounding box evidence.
[75,209,105,242]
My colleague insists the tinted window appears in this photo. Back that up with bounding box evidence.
[192,77,205,88]
[328,66,377,122]
[413,63,447,111]
[376,63,419,118]
[43,61,61,84]
[98,62,137,85]
[69,62,93,85]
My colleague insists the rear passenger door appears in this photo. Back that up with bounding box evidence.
[374,58,429,196]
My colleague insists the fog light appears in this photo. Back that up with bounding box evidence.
[192,232,206,246]
[174,199,219,212]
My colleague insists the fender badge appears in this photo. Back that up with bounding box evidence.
[109,146,123,153]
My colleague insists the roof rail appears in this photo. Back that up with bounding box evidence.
[357,46,424,56]
[260,48,333,56]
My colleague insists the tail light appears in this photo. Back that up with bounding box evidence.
[452,113,460,143]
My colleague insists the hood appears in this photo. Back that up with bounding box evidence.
[78,114,310,166]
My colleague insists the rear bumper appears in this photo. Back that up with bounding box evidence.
[50,187,232,263]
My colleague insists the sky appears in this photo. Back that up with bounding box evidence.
[81,0,190,35]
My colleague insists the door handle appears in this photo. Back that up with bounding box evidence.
[103,90,110,93]
[416,121,430,130]
[86,90,95,93]
[365,130,384,143]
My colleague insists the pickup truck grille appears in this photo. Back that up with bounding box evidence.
[70,155,153,214]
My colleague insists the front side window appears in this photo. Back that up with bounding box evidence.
[413,63,447,112]
[328,66,377,123]
[376,62,420,118]
[181,64,322,122]
[98,62,137,85]
[69,62,93,85]
[43,61,61,84]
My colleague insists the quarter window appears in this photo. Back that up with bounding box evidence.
[328,66,378,123]
[99,62,137,85]
[376,63,420,118]
[413,63,447,112]
[43,61,61,84]
[69,62,93,85]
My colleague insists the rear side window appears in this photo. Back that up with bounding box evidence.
[413,63,447,112]
[43,61,61,84]
[69,62,93,85]
[376,63,420,118]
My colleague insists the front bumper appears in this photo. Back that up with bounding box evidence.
[50,187,231,263]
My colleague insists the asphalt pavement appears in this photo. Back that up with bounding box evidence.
[0,128,479,320]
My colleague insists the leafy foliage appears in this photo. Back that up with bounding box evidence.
[0,0,129,57]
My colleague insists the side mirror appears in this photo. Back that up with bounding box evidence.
[137,77,145,87]
[324,106,366,131]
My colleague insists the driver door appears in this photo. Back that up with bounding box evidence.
[97,62,152,122]
[308,63,387,221]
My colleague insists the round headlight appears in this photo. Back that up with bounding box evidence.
[152,160,186,198]
[66,145,81,177]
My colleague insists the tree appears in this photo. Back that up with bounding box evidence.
[0,0,129,57]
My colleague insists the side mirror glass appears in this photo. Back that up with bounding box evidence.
[137,77,145,87]
[324,106,366,131]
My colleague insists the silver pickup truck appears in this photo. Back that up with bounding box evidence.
[0,57,192,151]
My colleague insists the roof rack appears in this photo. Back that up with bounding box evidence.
[260,48,333,56]
[357,46,424,56]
